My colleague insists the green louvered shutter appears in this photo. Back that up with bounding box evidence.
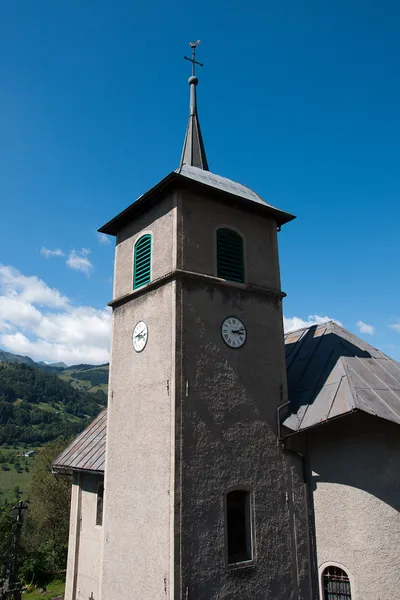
[217,228,244,283]
[133,234,152,289]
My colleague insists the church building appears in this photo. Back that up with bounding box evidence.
[53,44,400,600]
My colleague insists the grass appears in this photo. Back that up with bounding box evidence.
[22,580,65,599]
[0,446,36,501]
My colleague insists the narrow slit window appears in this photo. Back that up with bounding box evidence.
[322,566,352,600]
[133,234,152,290]
[226,489,253,565]
[96,482,104,526]
[217,228,244,283]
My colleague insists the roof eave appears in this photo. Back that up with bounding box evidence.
[98,172,295,236]
[52,464,104,476]
[98,172,177,236]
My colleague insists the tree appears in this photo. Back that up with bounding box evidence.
[21,441,71,585]
[0,500,14,581]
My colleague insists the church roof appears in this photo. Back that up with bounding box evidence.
[176,165,273,207]
[52,409,107,474]
[98,169,295,236]
[179,73,209,170]
[283,321,400,433]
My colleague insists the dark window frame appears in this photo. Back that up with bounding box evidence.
[322,565,352,600]
[96,481,104,527]
[225,487,254,568]
[216,228,245,284]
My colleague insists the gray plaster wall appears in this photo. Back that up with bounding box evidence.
[179,192,281,290]
[113,195,176,299]
[64,474,80,600]
[65,474,103,600]
[307,413,400,599]
[100,283,175,600]
[177,277,308,599]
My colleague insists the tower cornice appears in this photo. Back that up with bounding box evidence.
[108,268,286,309]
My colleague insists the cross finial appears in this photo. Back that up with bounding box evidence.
[184,40,203,77]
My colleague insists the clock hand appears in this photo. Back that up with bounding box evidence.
[232,328,245,334]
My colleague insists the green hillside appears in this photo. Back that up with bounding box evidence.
[0,360,108,500]
[0,362,106,446]
[57,364,109,401]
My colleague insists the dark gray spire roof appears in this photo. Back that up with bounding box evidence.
[179,75,209,171]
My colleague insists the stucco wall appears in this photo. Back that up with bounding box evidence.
[308,413,400,599]
[179,191,281,291]
[100,283,175,600]
[65,474,103,600]
[177,278,309,599]
[64,474,80,600]
[113,194,176,299]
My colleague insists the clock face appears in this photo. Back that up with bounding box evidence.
[132,321,148,353]
[221,316,246,349]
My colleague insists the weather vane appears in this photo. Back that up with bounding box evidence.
[184,40,204,77]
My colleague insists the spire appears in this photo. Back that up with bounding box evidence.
[179,41,209,171]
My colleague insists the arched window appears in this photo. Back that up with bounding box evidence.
[217,228,244,283]
[226,489,253,565]
[133,234,152,290]
[322,566,352,600]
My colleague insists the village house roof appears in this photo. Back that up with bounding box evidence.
[52,322,400,474]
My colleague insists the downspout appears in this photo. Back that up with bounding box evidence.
[277,402,318,600]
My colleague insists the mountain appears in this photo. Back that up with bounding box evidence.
[0,362,107,445]
[0,349,37,367]
[37,361,69,369]
[0,349,109,400]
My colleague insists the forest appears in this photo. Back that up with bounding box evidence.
[0,363,106,445]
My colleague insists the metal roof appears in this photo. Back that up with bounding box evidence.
[283,321,400,432]
[98,169,295,236]
[53,322,400,475]
[180,76,209,171]
[52,409,107,474]
[176,165,278,208]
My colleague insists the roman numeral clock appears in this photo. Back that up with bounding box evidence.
[221,316,247,348]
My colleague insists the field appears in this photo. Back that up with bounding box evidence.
[0,446,36,501]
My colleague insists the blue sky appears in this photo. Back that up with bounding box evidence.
[0,0,399,364]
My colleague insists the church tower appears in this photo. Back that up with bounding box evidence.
[98,43,304,600]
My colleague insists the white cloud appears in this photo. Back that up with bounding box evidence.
[356,320,374,335]
[0,265,111,365]
[66,248,93,275]
[40,247,64,258]
[389,322,400,333]
[98,232,111,245]
[283,314,342,333]
[0,265,69,307]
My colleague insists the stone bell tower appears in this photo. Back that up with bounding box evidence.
[99,43,306,600]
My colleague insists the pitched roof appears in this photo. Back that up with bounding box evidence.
[52,409,107,474]
[53,322,400,475]
[284,321,400,432]
[98,169,295,236]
